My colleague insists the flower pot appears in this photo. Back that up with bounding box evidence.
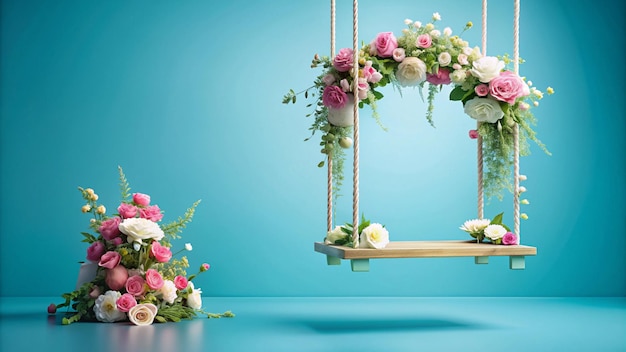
[327,94,355,127]
[75,262,98,290]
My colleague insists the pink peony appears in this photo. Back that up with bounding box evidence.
[132,193,151,207]
[371,32,397,57]
[125,275,146,296]
[502,232,519,245]
[139,205,163,222]
[333,48,354,72]
[469,129,479,139]
[99,251,122,269]
[426,68,451,85]
[145,269,164,290]
[116,293,137,312]
[105,265,128,290]
[416,34,432,48]
[174,275,188,291]
[118,203,138,219]
[98,217,121,241]
[322,85,349,109]
[474,84,489,97]
[489,71,527,104]
[362,62,382,83]
[150,241,172,263]
[86,241,105,262]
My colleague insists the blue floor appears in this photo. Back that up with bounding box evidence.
[1,297,625,352]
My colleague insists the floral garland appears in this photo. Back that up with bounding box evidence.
[283,13,553,202]
[47,167,234,325]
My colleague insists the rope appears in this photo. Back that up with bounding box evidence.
[327,0,336,233]
[351,0,360,247]
[513,0,521,240]
[477,0,487,221]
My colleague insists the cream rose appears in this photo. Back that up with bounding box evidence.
[463,97,504,123]
[325,225,347,244]
[119,218,164,250]
[395,57,427,86]
[470,56,505,83]
[128,303,158,326]
[159,280,178,304]
[484,224,507,241]
[359,223,389,249]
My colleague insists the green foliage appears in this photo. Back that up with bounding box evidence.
[118,165,131,202]
[161,200,202,240]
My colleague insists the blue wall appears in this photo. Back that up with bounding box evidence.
[1,0,624,297]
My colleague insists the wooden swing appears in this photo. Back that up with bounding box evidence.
[314,0,537,271]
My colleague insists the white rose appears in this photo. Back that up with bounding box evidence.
[450,70,467,84]
[396,57,427,87]
[470,56,504,83]
[463,97,504,123]
[484,224,507,241]
[438,52,451,67]
[128,303,158,326]
[159,280,178,304]
[93,291,126,323]
[119,218,164,249]
[359,223,389,249]
[187,286,203,310]
[325,225,348,244]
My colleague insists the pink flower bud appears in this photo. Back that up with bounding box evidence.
[469,130,479,139]
[47,304,57,314]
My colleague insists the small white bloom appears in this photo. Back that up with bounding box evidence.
[438,52,451,67]
[450,69,467,84]
[519,186,527,193]
[160,280,178,304]
[404,18,413,25]
[460,219,491,234]
[185,243,193,251]
[519,174,528,181]
[359,223,389,249]
[414,21,422,28]
[94,291,126,323]
[430,29,441,38]
[443,27,452,36]
[325,225,347,244]
[527,80,533,86]
[533,101,539,107]
[484,224,507,241]
[425,23,434,31]
[432,12,441,21]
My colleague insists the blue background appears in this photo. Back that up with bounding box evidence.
[1,0,624,298]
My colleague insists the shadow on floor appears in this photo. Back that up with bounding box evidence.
[288,316,488,334]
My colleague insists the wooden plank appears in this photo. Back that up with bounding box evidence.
[314,240,537,260]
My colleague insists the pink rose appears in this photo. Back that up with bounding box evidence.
[118,203,138,219]
[333,48,354,72]
[392,48,406,62]
[98,251,121,269]
[105,265,128,290]
[150,241,172,263]
[322,74,335,86]
[475,84,489,97]
[371,32,397,57]
[356,78,370,100]
[489,71,527,104]
[426,68,451,85]
[132,193,151,207]
[174,275,188,290]
[86,241,105,262]
[98,217,121,241]
[416,34,432,48]
[502,232,519,245]
[200,263,210,272]
[116,293,137,313]
[139,205,163,222]
[362,62,382,83]
[322,85,349,109]
[125,275,146,296]
[469,129,479,139]
[110,237,123,246]
[145,269,164,290]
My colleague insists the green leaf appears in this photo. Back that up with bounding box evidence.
[490,212,504,225]
[449,86,469,101]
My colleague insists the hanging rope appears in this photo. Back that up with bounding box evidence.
[477,0,487,221]
[512,0,521,240]
[351,0,360,247]
[327,0,336,233]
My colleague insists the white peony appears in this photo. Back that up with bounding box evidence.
[484,224,508,241]
[396,57,427,86]
[94,290,126,323]
[160,280,178,304]
[359,223,390,249]
[463,97,504,123]
[119,218,164,250]
[470,56,505,83]
[459,219,491,234]
[186,282,203,310]
[325,225,348,244]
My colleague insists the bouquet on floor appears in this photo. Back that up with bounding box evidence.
[48,166,233,325]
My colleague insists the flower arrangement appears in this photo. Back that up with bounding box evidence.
[48,167,233,325]
[459,212,518,245]
[325,215,390,249]
[283,12,553,200]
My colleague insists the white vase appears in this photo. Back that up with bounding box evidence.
[327,94,355,127]
[75,262,98,290]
